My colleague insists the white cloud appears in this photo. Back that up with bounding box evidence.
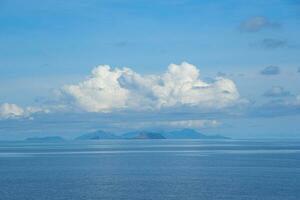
[156,119,220,129]
[105,119,221,131]
[0,103,25,119]
[0,103,49,120]
[62,62,240,112]
[62,65,130,112]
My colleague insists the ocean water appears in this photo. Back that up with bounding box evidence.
[0,139,300,200]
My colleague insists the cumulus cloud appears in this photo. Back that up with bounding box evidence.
[263,86,291,98]
[62,62,240,112]
[62,65,130,112]
[239,16,280,32]
[0,103,49,120]
[260,66,280,75]
[0,103,25,119]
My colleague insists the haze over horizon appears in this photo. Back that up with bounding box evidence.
[1,0,300,140]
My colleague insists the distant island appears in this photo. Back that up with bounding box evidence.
[24,129,230,142]
[121,131,165,139]
[131,132,166,139]
[75,129,230,140]
[75,130,166,140]
[163,129,230,139]
[75,130,119,140]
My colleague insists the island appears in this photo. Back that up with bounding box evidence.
[75,130,120,140]
[75,129,230,140]
[163,129,230,139]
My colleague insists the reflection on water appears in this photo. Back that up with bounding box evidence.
[0,140,300,200]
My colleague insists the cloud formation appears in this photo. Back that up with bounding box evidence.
[260,66,280,75]
[239,16,280,32]
[263,86,291,98]
[0,103,25,119]
[260,38,289,49]
[116,119,221,131]
[0,103,49,120]
[153,119,220,129]
[62,62,240,112]
[248,93,300,118]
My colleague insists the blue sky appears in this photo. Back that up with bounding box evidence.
[0,0,300,139]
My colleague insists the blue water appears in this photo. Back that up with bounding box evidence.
[0,140,300,200]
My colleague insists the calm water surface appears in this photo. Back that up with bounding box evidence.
[0,139,300,200]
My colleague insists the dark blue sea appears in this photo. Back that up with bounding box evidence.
[0,139,300,200]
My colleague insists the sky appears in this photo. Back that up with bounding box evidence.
[0,0,300,140]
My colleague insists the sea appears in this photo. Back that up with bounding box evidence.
[0,139,300,200]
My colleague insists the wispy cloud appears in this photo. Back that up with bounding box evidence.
[114,41,128,48]
[260,66,280,75]
[259,38,297,49]
[263,86,292,98]
[239,16,280,32]
[260,38,288,49]
[247,95,300,118]
[108,119,221,132]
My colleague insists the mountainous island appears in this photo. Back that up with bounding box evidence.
[163,129,229,139]
[25,129,230,142]
[75,129,230,140]
[75,130,119,140]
